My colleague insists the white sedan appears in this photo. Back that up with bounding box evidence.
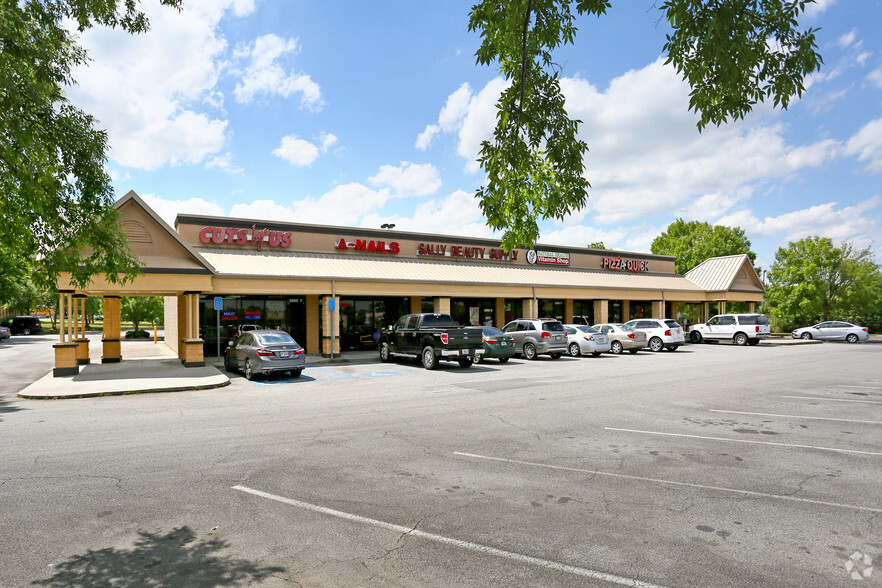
[792,321,869,343]
[563,325,611,357]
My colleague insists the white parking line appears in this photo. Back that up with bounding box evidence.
[453,452,882,514]
[604,427,882,456]
[783,396,882,405]
[709,409,882,425]
[232,485,669,588]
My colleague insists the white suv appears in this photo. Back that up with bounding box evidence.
[624,318,685,352]
[689,313,771,346]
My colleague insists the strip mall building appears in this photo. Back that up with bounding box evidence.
[53,191,765,375]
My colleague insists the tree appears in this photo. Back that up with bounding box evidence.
[1,1,181,294]
[765,237,881,331]
[587,241,606,250]
[651,218,756,274]
[121,296,163,333]
[469,1,822,249]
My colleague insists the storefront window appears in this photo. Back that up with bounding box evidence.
[608,300,623,323]
[451,298,495,327]
[573,300,594,324]
[339,297,409,350]
[504,299,522,324]
[629,300,651,320]
[538,299,564,321]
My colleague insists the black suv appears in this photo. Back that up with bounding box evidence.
[0,316,43,335]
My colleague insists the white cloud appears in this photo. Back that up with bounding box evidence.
[803,0,835,18]
[416,83,473,150]
[206,152,244,175]
[845,118,882,173]
[288,183,393,226]
[139,193,226,228]
[272,133,338,167]
[67,0,244,170]
[362,190,492,238]
[368,162,442,196]
[837,29,858,49]
[868,67,882,89]
[229,200,298,222]
[232,34,322,110]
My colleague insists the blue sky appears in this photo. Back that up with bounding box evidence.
[66,0,882,270]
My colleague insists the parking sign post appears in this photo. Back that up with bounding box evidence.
[214,297,223,359]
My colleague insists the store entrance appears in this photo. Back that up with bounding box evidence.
[199,295,307,356]
[338,297,409,350]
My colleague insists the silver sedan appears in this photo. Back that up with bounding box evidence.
[224,329,307,379]
[591,323,648,354]
[563,325,611,357]
[792,321,869,343]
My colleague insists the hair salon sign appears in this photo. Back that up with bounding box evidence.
[199,225,292,251]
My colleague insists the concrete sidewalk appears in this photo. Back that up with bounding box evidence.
[18,340,382,400]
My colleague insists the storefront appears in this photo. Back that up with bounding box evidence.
[52,191,766,373]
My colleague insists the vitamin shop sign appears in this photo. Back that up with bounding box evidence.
[200,225,292,251]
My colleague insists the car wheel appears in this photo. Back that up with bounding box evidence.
[748,339,760,346]
[649,337,663,352]
[568,343,581,357]
[498,357,510,364]
[734,333,748,346]
[458,357,473,368]
[550,353,562,360]
[610,340,623,354]
[668,345,679,351]
[628,349,639,354]
[224,355,233,372]
[523,343,537,360]
[22,328,32,335]
[291,368,302,378]
[592,352,601,357]
[244,359,255,380]
[846,333,859,343]
[422,346,438,370]
[379,341,391,362]
[800,332,812,340]
[690,331,702,344]
[473,354,484,364]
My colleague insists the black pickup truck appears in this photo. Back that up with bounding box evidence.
[378,313,484,369]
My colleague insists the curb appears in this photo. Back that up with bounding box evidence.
[17,379,230,400]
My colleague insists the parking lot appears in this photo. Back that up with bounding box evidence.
[1,339,880,586]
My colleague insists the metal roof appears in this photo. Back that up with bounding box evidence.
[685,254,760,292]
[198,249,705,292]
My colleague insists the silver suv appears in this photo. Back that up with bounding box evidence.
[501,318,568,360]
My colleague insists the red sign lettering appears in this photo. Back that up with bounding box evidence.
[602,256,650,272]
[199,226,292,250]
[335,238,400,254]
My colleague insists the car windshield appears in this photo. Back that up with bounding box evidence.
[617,324,635,332]
[664,320,681,329]
[258,333,296,345]
[542,322,565,332]
[577,326,599,334]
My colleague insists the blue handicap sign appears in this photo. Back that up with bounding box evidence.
[214,296,223,311]
[328,298,336,311]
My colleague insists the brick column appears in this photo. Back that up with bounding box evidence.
[305,294,320,355]
[564,299,574,324]
[73,295,90,365]
[593,300,608,324]
[522,297,537,318]
[410,296,422,314]
[179,292,204,367]
[495,298,506,328]
[102,296,122,363]
[651,300,664,319]
[622,300,631,321]
[433,297,450,315]
[321,295,340,356]
[53,291,78,377]
[748,302,755,313]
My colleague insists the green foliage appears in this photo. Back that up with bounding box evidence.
[0,1,181,292]
[651,218,756,274]
[469,0,822,248]
[765,237,881,332]
[587,241,606,249]
[121,296,163,331]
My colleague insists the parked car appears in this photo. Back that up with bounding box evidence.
[224,329,306,380]
[591,323,648,354]
[0,316,42,335]
[237,324,263,334]
[792,321,869,343]
[689,313,771,346]
[563,324,610,357]
[473,327,516,363]
[0,325,10,340]
[624,318,685,352]
[501,318,568,360]
[378,313,484,369]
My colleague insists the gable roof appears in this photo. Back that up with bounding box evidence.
[685,254,764,293]
[114,190,216,274]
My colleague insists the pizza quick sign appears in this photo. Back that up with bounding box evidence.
[603,256,650,272]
